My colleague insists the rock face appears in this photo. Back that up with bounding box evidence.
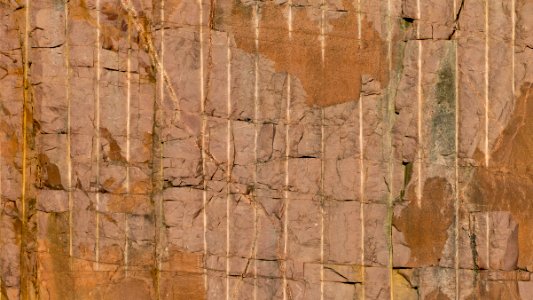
[0,0,532,299]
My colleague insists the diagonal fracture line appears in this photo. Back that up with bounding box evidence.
[120,0,181,117]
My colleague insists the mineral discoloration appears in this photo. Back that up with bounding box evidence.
[37,153,64,190]
[225,0,389,107]
[394,177,454,266]
[465,82,533,271]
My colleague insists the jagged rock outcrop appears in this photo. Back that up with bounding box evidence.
[1,0,532,299]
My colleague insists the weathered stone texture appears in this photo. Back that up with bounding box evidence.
[1,0,532,299]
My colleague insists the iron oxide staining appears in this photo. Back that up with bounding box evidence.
[223,0,389,107]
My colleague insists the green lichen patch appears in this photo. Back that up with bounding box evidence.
[430,46,456,162]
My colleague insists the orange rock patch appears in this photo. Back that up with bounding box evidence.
[228,1,388,107]
[466,82,533,270]
[394,177,454,267]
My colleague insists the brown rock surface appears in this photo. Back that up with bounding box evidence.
[1,0,532,299]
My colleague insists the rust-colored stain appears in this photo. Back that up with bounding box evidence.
[226,0,388,107]
[160,273,206,300]
[43,213,75,299]
[100,127,127,163]
[466,82,533,269]
[107,194,149,213]
[393,83,533,271]
[393,177,454,267]
[0,121,19,159]
[426,288,452,300]
[160,248,206,300]
[105,278,153,299]
[70,0,129,52]
[37,153,64,190]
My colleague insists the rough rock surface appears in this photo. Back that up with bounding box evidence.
[0,0,532,299]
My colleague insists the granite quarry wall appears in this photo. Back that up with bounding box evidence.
[0,0,532,299]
